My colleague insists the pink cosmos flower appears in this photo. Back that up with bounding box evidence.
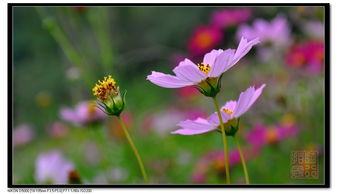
[60,101,106,126]
[35,150,74,184]
[236,15,291,48]
[147,37,260,96]
[285,41,324,74]
[210,8,252,29]
[187,26,223,56]
[172,84,266,135]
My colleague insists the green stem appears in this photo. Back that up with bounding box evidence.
[234,135,250,184]
[212,97,231,184]
[86,8,114,73]
[117,116,149,184]
[35,7,93,88]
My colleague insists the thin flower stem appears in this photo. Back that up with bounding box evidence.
[117,116,149,184]
[234,135,250,184]
[212,97,231,184]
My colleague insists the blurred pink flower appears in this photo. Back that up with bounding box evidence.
[210,8,251,29]
[187,26,223,56]
[35,150,74,184]
[172,84,265,135]
[246,114,299,148]
[285,41,324,74]
[60,101,106,126]
[13,124,34,148]
[237,15,291,48]
[48,121,69,138]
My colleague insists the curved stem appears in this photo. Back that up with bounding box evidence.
[234,135,250,184]
[117,116,149,184]
[212,97,231,184]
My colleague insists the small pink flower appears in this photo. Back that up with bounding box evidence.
[60,101,106,126]
[147,37,260,89]
[171,84,265,135]
[210,8,252,29]
[187,26,223,56]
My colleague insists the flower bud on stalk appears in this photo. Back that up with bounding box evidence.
[92,75,126,117]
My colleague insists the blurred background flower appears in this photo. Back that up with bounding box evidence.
[60,101,107,126]
[34,150,75,184]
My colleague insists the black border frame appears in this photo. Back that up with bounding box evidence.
[8,3,330,188]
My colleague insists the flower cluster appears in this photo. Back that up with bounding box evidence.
[148,36,265,184]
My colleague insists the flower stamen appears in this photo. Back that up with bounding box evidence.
[92,75,118,102]
[222,108,233,115]
[197,62,211,74]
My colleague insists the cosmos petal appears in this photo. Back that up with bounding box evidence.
[147,71,193,88]
[233,84,266,118]
[247,84,266,108]
[209,49,235,77]
[231,37,260,66]
[233,86,255,117]
[203,49,224,66]
[172,117,217,135]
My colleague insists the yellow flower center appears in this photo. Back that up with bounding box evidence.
[92,75,118,102]
[222,108,233,115]
[197,62,211,74]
